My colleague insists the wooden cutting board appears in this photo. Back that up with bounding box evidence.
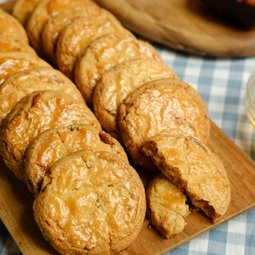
[0,1,254,255]
[1,122,255,255]
[95,0,255,57]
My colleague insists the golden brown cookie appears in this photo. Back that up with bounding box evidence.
[118,78,210,170]
[56,12,127,78]
[25,125,128,195]
[33,150,146,255]
[26,0,93,54]
[0,66,84,126]
[75,34,163,106]
[141,132,231,221]
[0,10,28,43]
[93,59,176,139]
[12,0,41,25]
[147,174,190,238]
[0,52,50,86]
[42,3,101,60]
[0,39,36,56]
[0,90,101,182]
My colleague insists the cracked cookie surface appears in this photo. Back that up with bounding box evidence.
[34,150,146,255]
[25,125,128,195]
[118,78,210,170]
[0,90,100,182]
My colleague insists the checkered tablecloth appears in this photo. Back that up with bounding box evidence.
[0,44,254,255]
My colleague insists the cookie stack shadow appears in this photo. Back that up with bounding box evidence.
[0,0,231,254]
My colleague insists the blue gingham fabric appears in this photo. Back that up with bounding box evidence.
[0,0,255,253]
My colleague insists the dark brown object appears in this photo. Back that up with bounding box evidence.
[202,0,255,28]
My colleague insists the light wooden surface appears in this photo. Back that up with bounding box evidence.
[1,122,255,255]
[95,0,255,57]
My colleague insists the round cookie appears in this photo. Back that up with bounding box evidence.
[0,10,28,43]
[26,0,93,54]
[75,34,163,106]
[141,132,231,221]
[33,150,146,255]
[0,66,84,126]
[93,59,176,139]
[147,174,190,238]
[25,125,128,195]
[56,12,127,78]
[0,52,50,86]
[0,90,101,182]
[12,0,41,25]
[118,78,210,170]
[0,39,36,56]
[42,3,101,60]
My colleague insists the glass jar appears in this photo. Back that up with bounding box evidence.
[245,70,255,127]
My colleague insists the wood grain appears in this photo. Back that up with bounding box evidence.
[95,0,255,57]
[0,121,255,255]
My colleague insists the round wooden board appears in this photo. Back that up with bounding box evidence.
[95,0,255,57]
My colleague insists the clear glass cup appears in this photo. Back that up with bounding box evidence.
[245,70,255,127]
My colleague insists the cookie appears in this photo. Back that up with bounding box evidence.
[12,0,41,25]
[147,174,190,238]
[75,34,163,106]
[0,66,84,126]
[25,125,128,195]
[33,150,146,255]
[0,90,101,182]
[42,3,101,60]
[118,78,210,170]
[56,12,127,78]
[0,52,50,86]
[141,132,231,221]
[93,59,176,140]
[0,39,36,56]
[0,10,28,43]
[26,0,93,54]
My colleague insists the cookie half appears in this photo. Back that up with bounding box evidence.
[0,66,84,126]
[141,132,231,221]
[33,150,146,255]
[75,34,162,105]
[25,125,128,195]
[56,12,127,78]
[0,90,100,182]
[118,78,210,170]
[147,174,190,238]
[93,59,176,139]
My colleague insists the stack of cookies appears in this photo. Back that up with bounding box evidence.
[0,0,231,254]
